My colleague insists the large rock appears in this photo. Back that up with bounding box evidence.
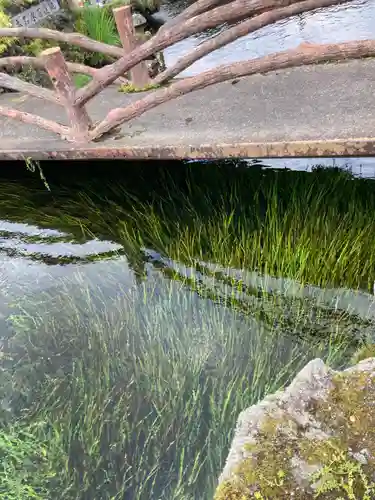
[216,357,375,499]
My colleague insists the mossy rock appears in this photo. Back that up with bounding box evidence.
[215,358,375,499]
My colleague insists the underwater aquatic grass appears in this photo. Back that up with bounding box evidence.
[0,165,374,291]
[2,261,358,500]
[114,168,375,291]
[0,164,374,498]
[0,422,67,499]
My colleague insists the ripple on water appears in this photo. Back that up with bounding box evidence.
[0,220,128,297]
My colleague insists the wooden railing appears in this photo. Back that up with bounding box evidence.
[0,0,374,143]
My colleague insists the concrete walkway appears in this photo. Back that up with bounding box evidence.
[0,59,375,160]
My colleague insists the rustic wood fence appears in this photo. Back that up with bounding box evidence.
[0,0,374,144]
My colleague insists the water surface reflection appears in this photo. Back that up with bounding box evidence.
[163,0,375,76]
[0,160,374,499]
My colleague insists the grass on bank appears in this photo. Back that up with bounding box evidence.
[0,163,374,499]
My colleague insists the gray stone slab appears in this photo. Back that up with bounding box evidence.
[0,59,374,159]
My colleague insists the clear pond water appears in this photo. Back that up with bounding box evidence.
[1,160,375,498]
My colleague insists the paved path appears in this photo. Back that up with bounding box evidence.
[1,59,375,160]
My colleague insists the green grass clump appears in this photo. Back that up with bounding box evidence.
[73,5,120,68]
[77,5,120,48]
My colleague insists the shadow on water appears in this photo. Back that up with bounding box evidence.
[1,158,375,499]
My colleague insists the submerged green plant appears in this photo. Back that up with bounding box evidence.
[2,266,356,499]
[0,424,61,499]
[1,165,375,291]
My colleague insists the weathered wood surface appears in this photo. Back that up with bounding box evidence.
[0,59,375,160]
[114,6,150,88]
[41,47,92,141]
[0,56,129,84]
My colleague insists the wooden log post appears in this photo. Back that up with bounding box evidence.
[40,47,92,142]
[113,5,150,88]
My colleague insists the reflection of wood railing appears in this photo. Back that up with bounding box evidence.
[144,251,375,344]
[0,0,374,143]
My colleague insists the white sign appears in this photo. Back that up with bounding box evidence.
[12,0,61,28]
